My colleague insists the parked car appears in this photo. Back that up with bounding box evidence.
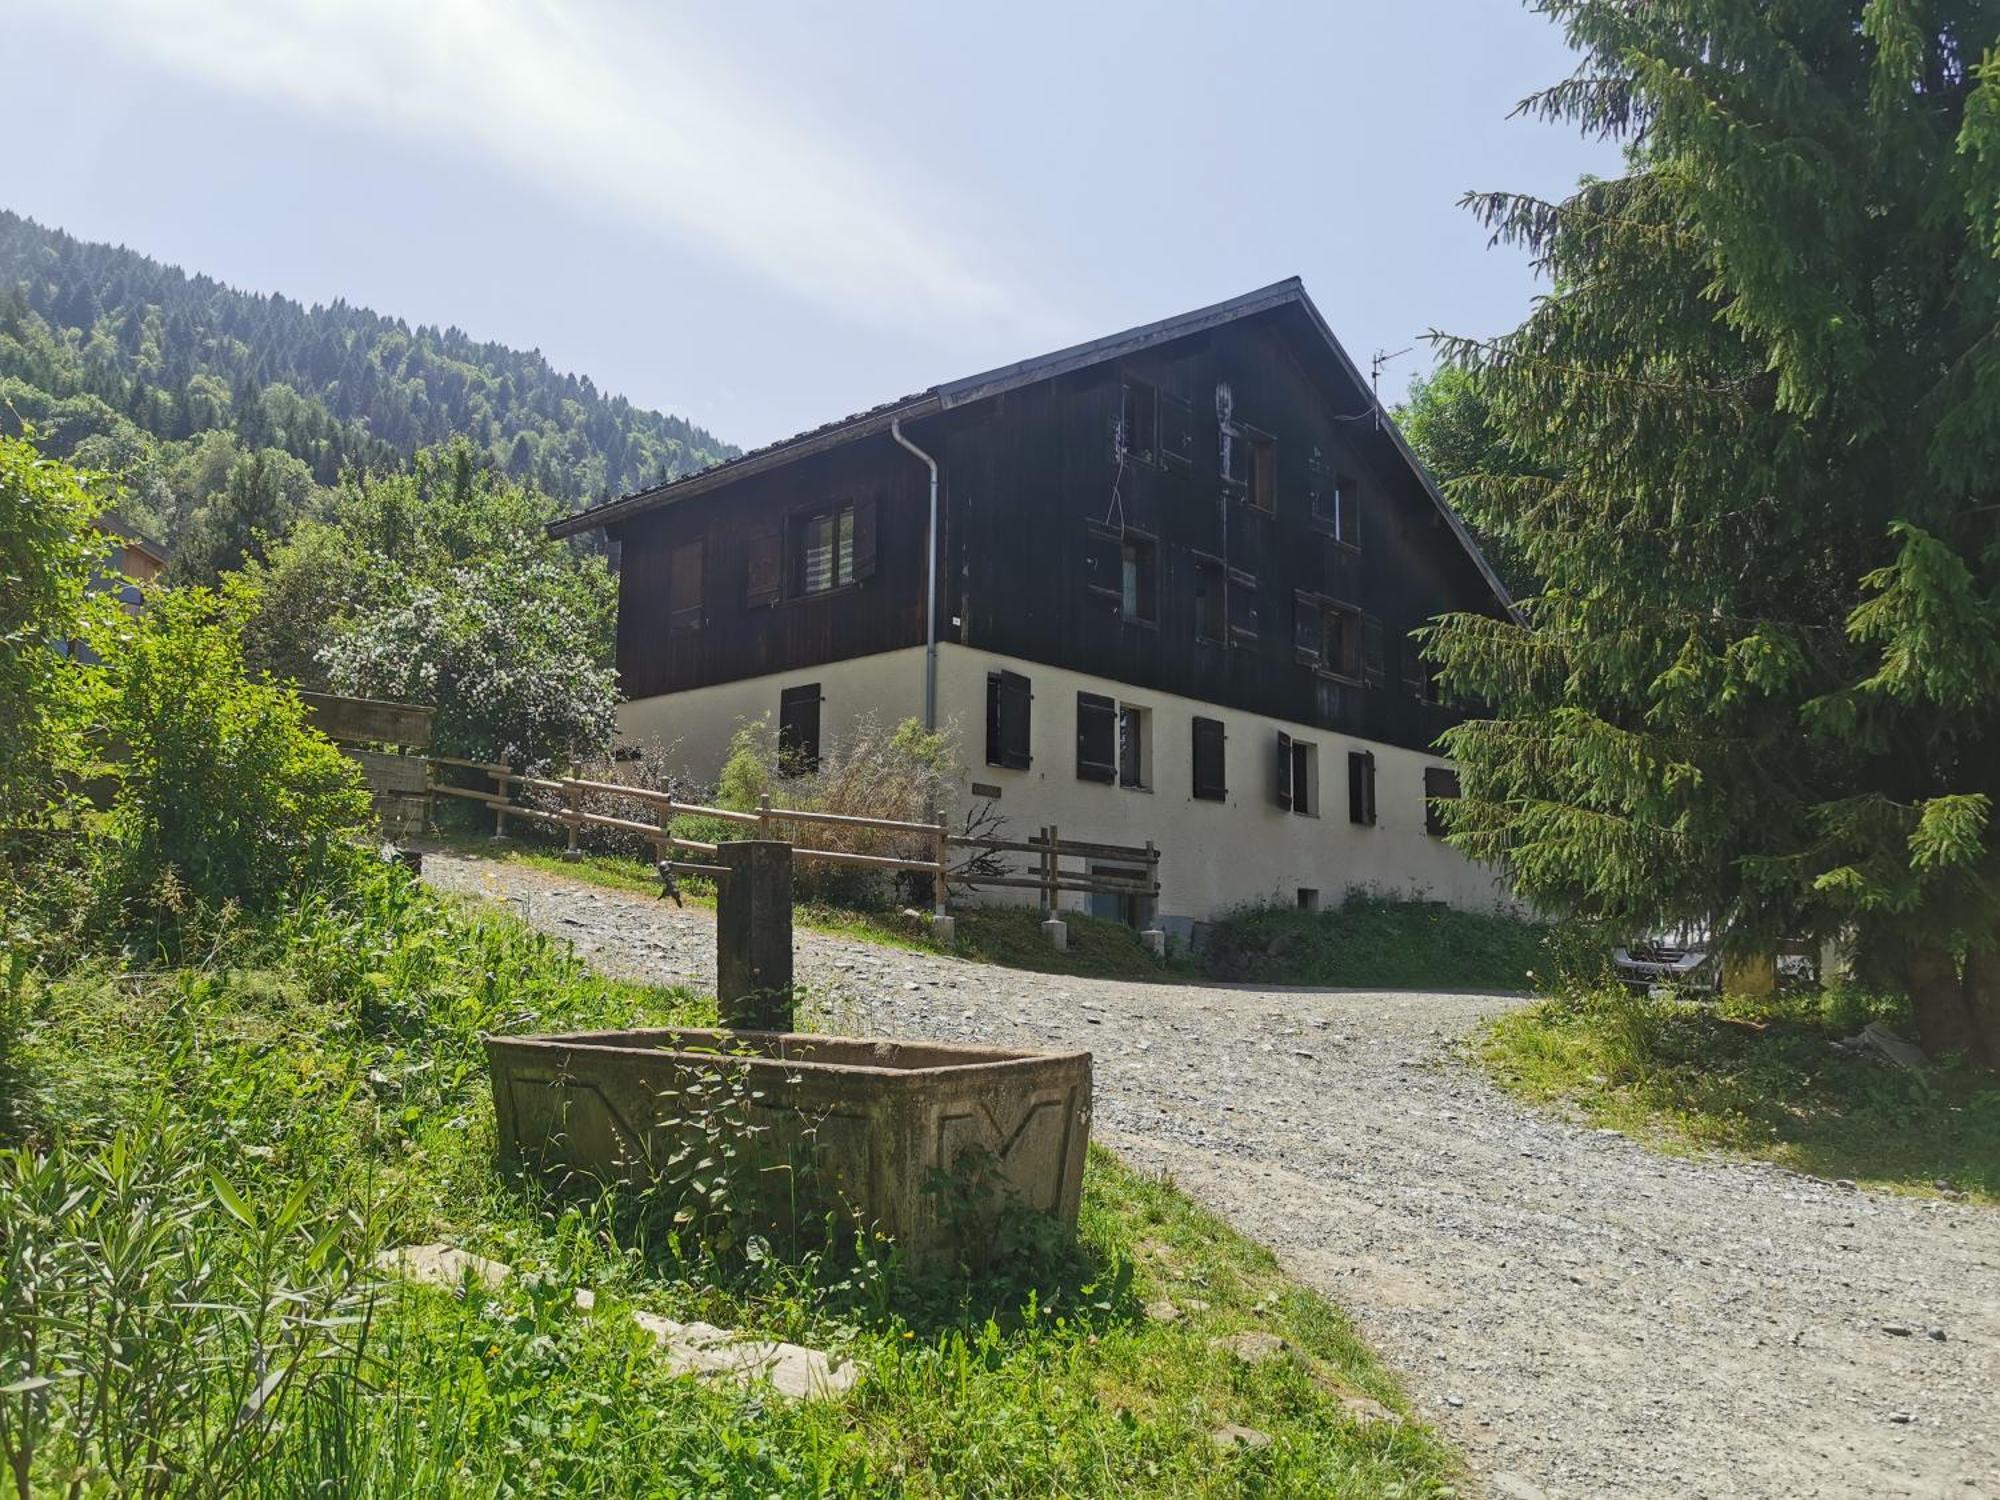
[1613,930,1718,993]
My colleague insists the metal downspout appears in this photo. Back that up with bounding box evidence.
[891,418,941,731]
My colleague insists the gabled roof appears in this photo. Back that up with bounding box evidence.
[550,278,1513,611]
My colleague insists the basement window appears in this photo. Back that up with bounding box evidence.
[1297,887,1321,912]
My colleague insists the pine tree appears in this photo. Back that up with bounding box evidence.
[1427,1,2000,1064]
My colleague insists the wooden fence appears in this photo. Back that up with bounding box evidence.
[426,760,1160,913]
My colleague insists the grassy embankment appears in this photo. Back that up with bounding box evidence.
[1,866,1456,1496]
[1480,985,2000,1202]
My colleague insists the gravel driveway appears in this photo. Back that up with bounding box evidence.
[428,851,1999,1500]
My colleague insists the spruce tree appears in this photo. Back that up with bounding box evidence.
[1427,1,2000,1063]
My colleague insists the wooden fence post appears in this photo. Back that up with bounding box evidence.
[757,791,772,840]
[563,780,581,857]
[491,770,510,841]
[931,810,949,915]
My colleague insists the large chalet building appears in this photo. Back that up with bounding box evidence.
[551,280,1515,931]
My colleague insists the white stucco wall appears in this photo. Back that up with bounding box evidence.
[614,642,1510,924]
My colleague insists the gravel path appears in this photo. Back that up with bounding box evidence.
[428,851,1999,1500]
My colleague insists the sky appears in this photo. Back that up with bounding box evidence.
[3,0,1618,451]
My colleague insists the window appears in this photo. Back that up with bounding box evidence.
[1159,390,1195,466]
[1424,766,1462,837]
[1089,526,1156,623]
[1275,731,1316,815]
[1076,692,1117,783]
[1194,557,1227,644]
[1119,378,1158,464]
[1406,644,1443,704]
[1348,749,1378,826]
[1297,888,1321,912]
[1297,594,1364,679]
[791,499,875,596]
[1224,422,1276,512]
[1228,568,1261,641]
[986,670,1033,770]
[1117,705,1148,789]
[668,540,704,632]
[778,683,822,773]
[1309,452,1360,546]
[1192,716,1227,801]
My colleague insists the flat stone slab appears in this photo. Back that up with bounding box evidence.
[630,1309,862,1400]
[375,1244,512,1290]
[1211,1422,1273,1450]
[1212,1330,1289,1366]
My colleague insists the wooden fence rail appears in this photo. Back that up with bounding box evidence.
[424,760,1161,913]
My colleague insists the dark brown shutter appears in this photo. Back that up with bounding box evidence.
[1402,637,1427,698]
[745,524,781,607]
[1084,528,1121,595]
[850,497,877,581]
[1159,392,1194,466]
[1274,730,1293,810]
[668,540,704,631]
[1192,716,1227,801]
[779,683,822,773]
[1348,749,1377,826]
[1424,766,1461,836]
[1076,692,1116,782]
[1294,593,1322,664]
[1363,614,1386,685]
[987,670,1032,769]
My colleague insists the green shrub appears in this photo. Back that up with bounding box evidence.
[1203,894,1550,990]
[89,580,372,934]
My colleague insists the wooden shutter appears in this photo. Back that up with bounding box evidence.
[1424,766,1461,836]
[779,684,822,773]
[1076,692,1116,783]
[668,540,704,631]
[1363,614,1386,685]
[1084,527,1121,596]
[1192,716,1227,801]
[1159,392,1194,466]
[745,524,781,607]
[986,670,1032,769]
[1294,593,1323,664]
[1402,637,1427,698]
[1274,730,1293,810]
[850,497,878,581]
[1348,749,1377,826]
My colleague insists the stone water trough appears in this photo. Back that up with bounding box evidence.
[486,1026,1092,1259]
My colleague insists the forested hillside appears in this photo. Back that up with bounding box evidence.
[0,209,733,555]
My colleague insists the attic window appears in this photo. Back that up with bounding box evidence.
[1296,594,1364,679]
[1226,423,1275,512]
[1308,453,1358,544]
[1194,556,1226,644]
[795,504,854,595]
[1120,379,1159,464]
[1087,525,1156,624]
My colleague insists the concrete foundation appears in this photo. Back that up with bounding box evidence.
[1042,918,1069,952]
[487,1028,1092,1259]
[1141,928,1167,958]
[929,913,957,946]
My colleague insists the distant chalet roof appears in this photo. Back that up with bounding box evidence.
[549,277,1512,610]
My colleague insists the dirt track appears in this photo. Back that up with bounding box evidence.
[429,851,2000,1500]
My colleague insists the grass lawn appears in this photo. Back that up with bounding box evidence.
[1480,986,2000,1203]
[1,866,1455,1496]
[1201,897,1549,991]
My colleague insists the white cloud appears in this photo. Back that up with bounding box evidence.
[42,0,1054,346]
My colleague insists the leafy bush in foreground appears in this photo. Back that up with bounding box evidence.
[88,581,372,936]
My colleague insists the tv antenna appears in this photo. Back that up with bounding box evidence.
[1370,347,1412,431]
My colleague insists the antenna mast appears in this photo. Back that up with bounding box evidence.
[1370,346,1412,432]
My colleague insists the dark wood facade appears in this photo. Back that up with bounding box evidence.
[603,300,1506,756]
